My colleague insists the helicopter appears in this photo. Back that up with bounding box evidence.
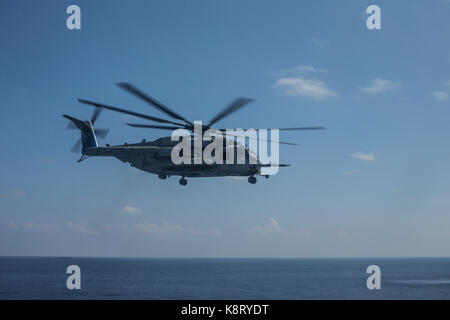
[64,83,325,185]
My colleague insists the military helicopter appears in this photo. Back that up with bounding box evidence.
[64,83,324,185]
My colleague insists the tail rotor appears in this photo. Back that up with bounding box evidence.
[64,108,110,154]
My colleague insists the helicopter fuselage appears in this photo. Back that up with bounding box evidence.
[84,136,260,178]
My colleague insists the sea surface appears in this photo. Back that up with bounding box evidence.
[0,257,449,299]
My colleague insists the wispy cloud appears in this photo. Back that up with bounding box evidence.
[123,205,142,215]
[272,65,327,77]
[12,221,96,234]
[7,222,19,230]
[8,220,221,238]
[134,222,183,236]
[289,65,328,75]
[22,222,63,233]
[360,78,400,94]
[66,222,97,234]
[349,152,375,162]
[274,65,337,100]
[313,37,328,48]
[432,91,448,102]
[189,228,223,237]
[275,78,337,100]
[251,217,282,236]
[1,188,26,199]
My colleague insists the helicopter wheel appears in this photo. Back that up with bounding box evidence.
[158,173,167,180]
[248,176,257,184]
[179,177,187,186]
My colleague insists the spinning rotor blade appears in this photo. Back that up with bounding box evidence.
[67,121,77,129]
[70,138,82,153]
[208,97,254,127]
[78,99,186,127]
[126,123,185,131]
[91,107,102,125]
[226,126,326,132]
[117,83,193,126]
[278,126,326,131]
[212,132,299,146]
[257,163,291,167]
[94,128,110,139]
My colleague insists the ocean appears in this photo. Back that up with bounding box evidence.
[0,257,449,299]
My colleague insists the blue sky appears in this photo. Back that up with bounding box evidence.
[1,0,450,257]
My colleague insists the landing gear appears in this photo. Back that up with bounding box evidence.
[158,173,167,180]
[179,177,188,186]
[248,176,257,184]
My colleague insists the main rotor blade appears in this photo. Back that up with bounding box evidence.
[67,121,77,129]
[78,99,186,127]
[117,83,193,126]
[70,138,82,153]
[208,97,254,127]
[91,107,102,125]
[126,123,185,131]
[278,126,326,131]
[221,126,326,132]
[212,132,299,146]
[257,163,291,167]
[94,128,110,139]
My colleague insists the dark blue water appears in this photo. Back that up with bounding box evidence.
[0,257,449,299]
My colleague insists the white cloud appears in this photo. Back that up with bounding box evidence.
[10,221,97,234]
[361,78,400,94]
[432,91,448,102]
[123,205,142,215]
[269,217,281,231]
[274,65,337,100]
[66,222,96,234]
[8,220,216,238]
[313,37,327,48]
[290,65,327,75]
[189,228,223,237]
[349,152,375,162]
[272,65,327,77]
[275,77,338,100]
[22,222,63,233]
[134,222,183,236]
[252,217,282,236]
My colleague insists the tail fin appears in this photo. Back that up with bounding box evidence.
[63,115,98,149]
